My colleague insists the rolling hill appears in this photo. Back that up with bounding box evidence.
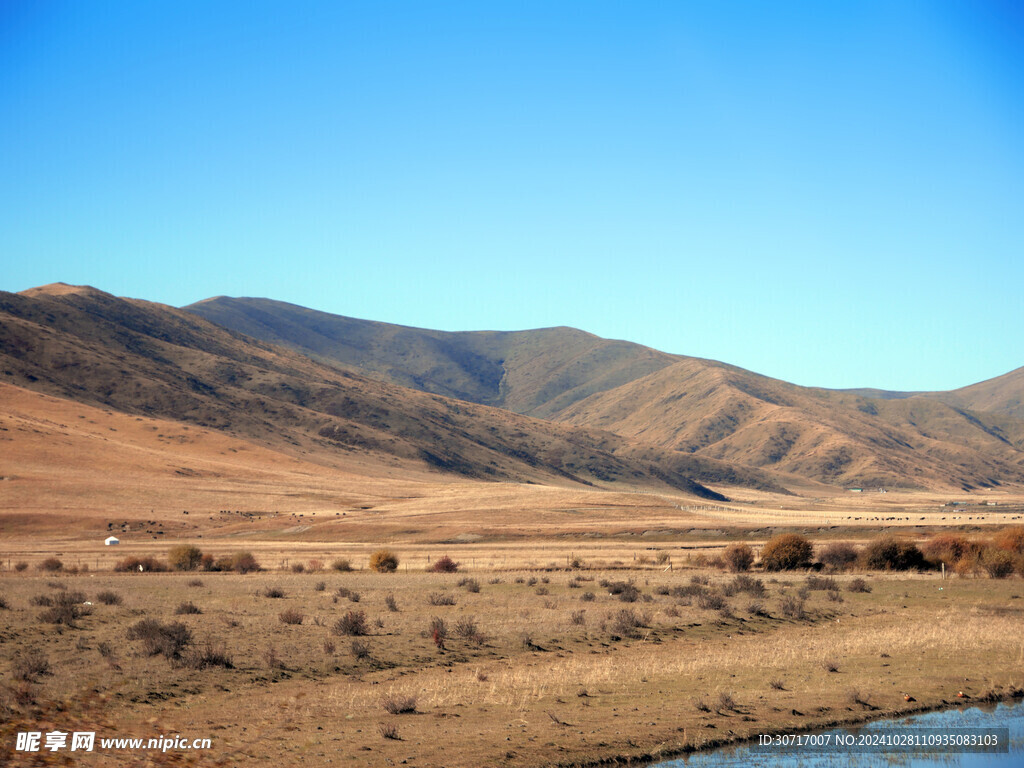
[1,284,787,501]
[184,296,1024,490]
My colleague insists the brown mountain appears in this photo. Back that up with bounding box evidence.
[184,296,1024,490]
[1,284,786,500]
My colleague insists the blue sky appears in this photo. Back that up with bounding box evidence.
[2,1,1022,391]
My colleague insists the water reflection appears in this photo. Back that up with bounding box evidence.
[651,701,1023,768]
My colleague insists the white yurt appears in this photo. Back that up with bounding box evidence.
[104,536,120,546]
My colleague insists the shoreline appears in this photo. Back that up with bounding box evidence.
[555,689,1024,768]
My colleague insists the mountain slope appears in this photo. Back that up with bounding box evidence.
[184,295,1024,490]
[1,284,786,499]
[185,296,678,417]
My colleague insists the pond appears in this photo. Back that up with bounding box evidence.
[650,700,1024,768]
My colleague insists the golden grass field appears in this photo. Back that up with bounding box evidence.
[2,542,1023,768]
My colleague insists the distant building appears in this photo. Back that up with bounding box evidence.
[104,536,120,546]
[849,488,863,493]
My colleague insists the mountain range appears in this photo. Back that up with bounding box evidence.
[2,283,1022,501]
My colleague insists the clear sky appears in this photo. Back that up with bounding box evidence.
[2,1,1022,391]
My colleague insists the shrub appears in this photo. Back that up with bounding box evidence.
[457,577,480,593]
[187,578,204,587]
[38,557,63,572]
[454,616,479,640]
[780,595,806,619]
[922,535,983,568]
[168,544,203,571]
[263,586,286,599]
[15,561,28,572]
[385,593,399,612]
[351,640,371,660]
[331,558,352,572]
[0,595,7,610]
[994,526,1024,555]
[290,562,305,573]
[370,549,398,573]
[427,592,456,606]
[38,592,90,626]
[606,581,640,602]
[381,695,417,715]
[982,549,1015,579]
[230,551,260,573]
[761,534,813,571]
[861,538,926,571]
[717,692,737,711]
[428,617,448,649]
[127,619,193,660]
[805,575,838,591]
[279,608,304,625]
[580,591,595,602]
[848,577,871,593]
[819,542,858,570]
[11,651,50,682]
[696,592,727,610]
[747,601,769,617]
[378,723,401,740]
[333,610,368,636]
[183,640,233,670]
[307,559,324,573]
[723,543,754,572]
[114,556,167,573]
[96,590,123,606]
[174,601,202,615]
[570,610,586,625]
[609,608,648,638]
[429,555,459,573]
[730,574,766,597]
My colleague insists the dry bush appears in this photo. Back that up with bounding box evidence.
[427,592,456,606]
[331,558,352,572]
[454,616,481,641]
[114,556,167,573]
[723,543,754,572]
[847,689,871,707]
[862,538,926,571]
[314,581,326,592]
[994,525,1024,554]
[819,541,859,570]
[535,586,549,596]
[127,619,192,660]
[693,697,711,712]
[580,591,595,602]
[730,574,766,597]
[922,535,984,568]
[174,601,202,615]
[168,544,203,571]
[37,557,63,572]
[457,577,481,593]
[0,595,8,610]
[307,559,324,573]
[279,608,304,625]
[429,555,459,573]
[350,640,371,660]
[428,617,448,649]
[385,593,399,612]
[769,679,785,691]
[11,651,50,682]
[38,592,90,626]
[30,594,53,607]
[747,601,769,617]
[981,549,1015,579]
[187,578,204,587]
[322,640,336,655]
[848,577,871,593]
[290,562,305,573]
[609,607,648,638]
[381,694,417,714]
[333,610,368,636]
[263,586,286,599]
[570,609,586,625]
[369,549,399,573]
[606,581,640,602]
[696,592,727,611]
[378,723,401,740]
[717,692,737,711]
[229,551,260,573]
[183,640,233,670]
[822,659,840,673]
[805,575,838,591]
[15,561,28,572]
[826,589,844,602]
[762,534,813,571]
[780,595,806,619]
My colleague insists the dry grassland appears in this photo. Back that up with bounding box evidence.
[2,556,1022,768]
